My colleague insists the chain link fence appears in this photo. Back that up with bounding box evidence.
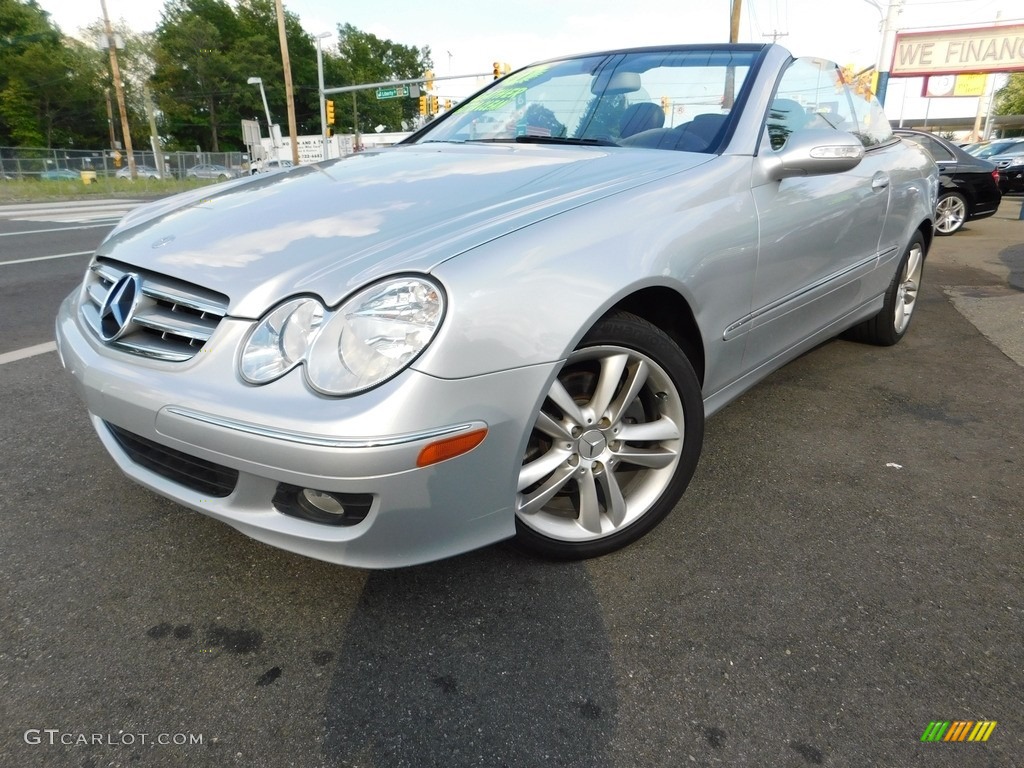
[0,146,247,181]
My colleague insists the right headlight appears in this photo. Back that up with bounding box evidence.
[239,276,445,396]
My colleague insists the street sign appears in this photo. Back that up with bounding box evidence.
[375,85,411,100]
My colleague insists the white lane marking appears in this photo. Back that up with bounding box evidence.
[17,215,124,224]
[0,223,114,237]
[0,250,92,266]
[0,341,57,365]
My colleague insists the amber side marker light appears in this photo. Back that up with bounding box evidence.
[417,428,488,467]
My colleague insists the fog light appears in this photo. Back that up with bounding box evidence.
[273,484,373,526]
[301,488,345,516]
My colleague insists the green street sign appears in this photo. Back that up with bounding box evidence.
[375,85,411,100]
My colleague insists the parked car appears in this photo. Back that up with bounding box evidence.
[56,44,937,568]
[987,145,1024,193]
[251,158,294,175]
[115,164,163,180]
[39,168,82,181]
[965,138,1024,160]
[185,163,238,180]
[893,128,1001,235]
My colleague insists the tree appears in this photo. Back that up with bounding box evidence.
[152,0,241,151]
[0,0,108,147]
[151,0,326,151]
[327,24,431,134]
[994,73,1024,118]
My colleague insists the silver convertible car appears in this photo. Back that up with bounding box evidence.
[56,44,937,568]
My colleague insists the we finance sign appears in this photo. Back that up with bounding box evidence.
[892,24,1024,76]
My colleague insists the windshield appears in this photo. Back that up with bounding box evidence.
[975,140,1024,159]
[412,47,763,154]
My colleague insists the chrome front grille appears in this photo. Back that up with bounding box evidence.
[81,258,230,362]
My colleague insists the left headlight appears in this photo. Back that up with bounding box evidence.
[239,276,445,396]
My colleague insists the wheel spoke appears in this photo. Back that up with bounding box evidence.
[905,247,922,281]
[607,360,649,424]
[589,353,628,419]
[617,416,680,443]
[615,445,679,469]
[894,298,906,331]
[547,378,587,426]
[576,469,602,533]
[596,469,627,527]
[518,463,576,515]
[518,447,571,490]
[534,410,572,440]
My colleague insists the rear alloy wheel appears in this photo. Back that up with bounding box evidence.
[935,192,967,236]
[847,232,925,346]
[515,312,704,559]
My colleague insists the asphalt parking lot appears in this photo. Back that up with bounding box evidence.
[0,198,1021,767]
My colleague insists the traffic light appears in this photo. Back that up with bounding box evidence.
[419,95,427,115]
[425,69,434,91]
[325,99,335,125]
[493,61,501,80]
[502,62,511,75]
[660,95,669,111]
[430,96,439,115]
[445,98,451,110]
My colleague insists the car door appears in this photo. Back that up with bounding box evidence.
[746,58,891,367]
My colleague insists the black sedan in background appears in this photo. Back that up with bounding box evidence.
[894,129,1001,235]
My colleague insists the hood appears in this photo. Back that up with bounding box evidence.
[100,143,710,317]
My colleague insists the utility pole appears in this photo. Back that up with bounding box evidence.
[874,0,904,107]
[104,88,116,150]
[729,0,742,43]
[99,0,135,179]
[724,0,742,108]
[273,0,299,166]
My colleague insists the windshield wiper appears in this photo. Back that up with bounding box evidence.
[513,136,619,147]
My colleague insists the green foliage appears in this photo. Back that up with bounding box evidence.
[0,0,434,150]
[327,23,432,135]
[994,73,1024,117]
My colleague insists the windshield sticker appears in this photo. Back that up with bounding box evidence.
[472,87,528,112]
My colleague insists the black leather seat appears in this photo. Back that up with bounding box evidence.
[618,103,665,139]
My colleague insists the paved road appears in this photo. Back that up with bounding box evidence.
[0,199,1021,767]
[0,200,141,355]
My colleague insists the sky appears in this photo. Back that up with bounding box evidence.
[33,0,1022,121]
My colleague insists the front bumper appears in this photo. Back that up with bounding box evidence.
[998,168,1024,193]
[56,292,558,568]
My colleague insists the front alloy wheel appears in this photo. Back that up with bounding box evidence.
[935,192,966,236]
[515,312,704,559]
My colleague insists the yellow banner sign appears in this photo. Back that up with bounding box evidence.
[892,24,1024,75]
[954,74,987,96]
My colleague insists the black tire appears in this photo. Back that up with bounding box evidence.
[514,311,704,559]
[847,232,925,346]
[935,192,967,236]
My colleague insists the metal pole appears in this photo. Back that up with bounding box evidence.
[316,35,329,161]
[323,72,494,96]
[982,74,998,140]
[352,91,359,151]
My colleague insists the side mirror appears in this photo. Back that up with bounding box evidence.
[763,128,865,180]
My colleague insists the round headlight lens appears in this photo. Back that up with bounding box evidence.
[306,277,444,395]
[240,298,324,384]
